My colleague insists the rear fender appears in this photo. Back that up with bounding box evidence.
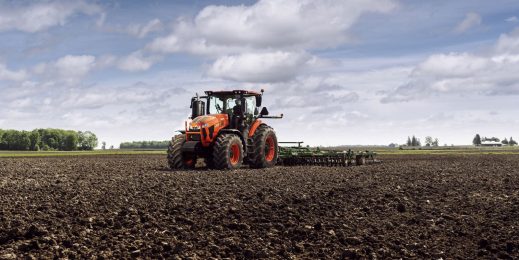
[248,120,263,137]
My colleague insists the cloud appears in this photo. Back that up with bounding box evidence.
[100,18,164,38]
[454,12,482,33]
[117,51,161,72]
[0,0,103,33]
[146,0,397,82]
[148,0,396,55]
[506,16,519,23]
[34,55,96,84]
[126,19,164,38]
[417,53,488,77]
[495,28,519,54]
[206,51,322,83]
[275,92,359,109]
[0,64,28,81]
[382,28,519,103]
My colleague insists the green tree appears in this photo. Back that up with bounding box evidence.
[19,131,31,150]
[78,131,98,150]
[473,134,482,146]
[502,138,509,145]
[509,137,517,146]
[406,136,412,146]
[29,130,41,151]
[425,136,433,147]
[47,137,58,150]
[0,129,5,150]
[411,135,420,146]
[0,128,98,151]
[63,131,79,151]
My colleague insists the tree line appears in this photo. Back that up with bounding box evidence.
[404,135,440,147]
[119,141,169,149]
[473,134,517,146]
[0,129,98,151]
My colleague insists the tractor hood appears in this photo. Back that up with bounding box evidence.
[189,114,228,131]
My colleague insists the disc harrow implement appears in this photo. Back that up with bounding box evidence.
[277,142,380,167]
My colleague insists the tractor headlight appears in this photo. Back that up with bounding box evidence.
[200,123,208,128]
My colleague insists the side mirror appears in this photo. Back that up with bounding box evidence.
[260,107,269,116]
[255,95,262,107]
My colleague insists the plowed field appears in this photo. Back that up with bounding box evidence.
[1,154,518,259]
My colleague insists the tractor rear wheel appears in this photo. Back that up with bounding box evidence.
[250,124,278,168]
[167,134,196,170]
[212,134,244,170]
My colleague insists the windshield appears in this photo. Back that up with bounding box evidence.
[208,95,257,115]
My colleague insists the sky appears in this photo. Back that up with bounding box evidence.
[1,0,519,147]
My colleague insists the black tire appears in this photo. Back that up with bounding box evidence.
[212,134,243,170]
[250,124,278,169]
[167,134,196,170]
[204,153,215,169]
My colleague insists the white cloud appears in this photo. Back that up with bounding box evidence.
[117,51,159,72]
[0,64,28,81]
[127,19,163,38]
[416,53,488,77]
[55,55,96,78]
[0,1,102,33]
[101,18,164,38]
[494,28,519,54]
[207,51,320,83]
[34,55,96,84]
[147,0,396,82]
[9,98,32,109]
[454,12,482,33]
[148,0,396,55]
[382,28,519,103]
[506,16,519,23]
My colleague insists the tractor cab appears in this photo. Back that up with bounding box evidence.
[204,90,263,130]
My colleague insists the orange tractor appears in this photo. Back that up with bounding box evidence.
[168,89,282,170]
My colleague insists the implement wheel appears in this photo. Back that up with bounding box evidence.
[212,134,244,170]
[250,124,278,169]
[167,134,196,170]
[355,155,366,166]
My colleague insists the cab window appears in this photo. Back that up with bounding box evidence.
[208,96,224,114]
[244,96,256,115]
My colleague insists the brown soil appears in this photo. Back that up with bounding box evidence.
[0,154,518,259]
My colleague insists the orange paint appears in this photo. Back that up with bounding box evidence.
[186,114,229,147]
[230,143,240,165]
[265,136,275,162]
[248,120,263,137]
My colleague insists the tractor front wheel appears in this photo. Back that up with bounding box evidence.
[250,124,278,169]
[212,134,244,170]
[167,134,196,170]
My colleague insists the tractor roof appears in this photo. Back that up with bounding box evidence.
[205,90,262,96]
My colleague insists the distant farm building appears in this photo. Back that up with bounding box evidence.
[481,141,502,147]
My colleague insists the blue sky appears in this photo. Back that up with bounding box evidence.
[1,0,519,147]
